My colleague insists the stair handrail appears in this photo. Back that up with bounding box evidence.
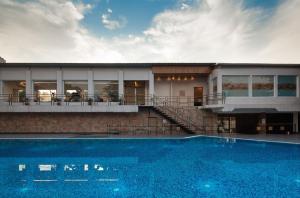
[153,95,205,133]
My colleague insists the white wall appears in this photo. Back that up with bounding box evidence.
[0,67,26,80]
[62,68,88,80]
[32,67,57,80]
[154,77,208,97]
[212,66,300,112]
[93,68,119,80]
[123,68,150,80]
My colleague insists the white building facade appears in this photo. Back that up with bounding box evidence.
[0,63,299,134]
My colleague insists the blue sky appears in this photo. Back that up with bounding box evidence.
[80,0,178,37]
[0,0,299,63]
[79,0,280,37]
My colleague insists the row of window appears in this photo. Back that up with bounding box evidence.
[222,75,297,97]
[3,81,119,102]
[3,80,147,102]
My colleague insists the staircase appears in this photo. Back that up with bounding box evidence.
[152,96,206,134]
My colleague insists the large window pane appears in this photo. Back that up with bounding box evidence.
[94,81,118,102]
[222,76,249,97]
[252,76,274,97]
[278,76,297,96]
[33,81,57,102]
[64,81,88,102]
[3,81,26,102]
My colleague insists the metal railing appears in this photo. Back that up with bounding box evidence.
[203,93,226,105]
[106,123,184,135]
[153,96,205,133]
[0,93,225,107]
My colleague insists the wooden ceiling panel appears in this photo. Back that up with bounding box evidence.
[152,66,211,74]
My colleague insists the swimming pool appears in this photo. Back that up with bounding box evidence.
[0,136,299,197]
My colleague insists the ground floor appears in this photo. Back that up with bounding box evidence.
[217,112,299,134]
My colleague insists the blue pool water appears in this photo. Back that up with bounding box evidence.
[0,136,300,198]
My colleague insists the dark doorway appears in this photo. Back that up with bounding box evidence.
[266,113,293,134]
[235,114,259,134]
[194,87,203,106]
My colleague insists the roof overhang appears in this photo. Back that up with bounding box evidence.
[152,65,211,74]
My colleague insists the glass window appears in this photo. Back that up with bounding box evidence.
[222,76,249,97]
[252,76,274,97]
[278,76,297,96]
[64,81,88,102]
[3,81,26,102]
[33,81,57,102]
[94,81,118,102]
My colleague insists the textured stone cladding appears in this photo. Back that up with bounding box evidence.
[0,108,176,133]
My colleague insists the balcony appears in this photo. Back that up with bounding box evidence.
[0,94,138,113]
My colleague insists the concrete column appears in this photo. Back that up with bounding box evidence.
[148,71,154,96]
[297,75,299,98]
[249,75,252,97]
[0,80,2,95]
[293,112,299,133]
[217,70,222,104]
[208,74,213,96]
[274,75,278,97]
[88,68,94,98]
[56,68,63,97]
[118,70,124,99]
[25,68,32,98]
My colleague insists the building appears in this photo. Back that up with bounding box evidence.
[0,63,299,135]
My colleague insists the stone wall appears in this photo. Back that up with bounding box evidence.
[0,107,184,134]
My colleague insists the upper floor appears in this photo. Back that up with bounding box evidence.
[0,63,299,113]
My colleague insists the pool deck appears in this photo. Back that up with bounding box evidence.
[0,132,300,144]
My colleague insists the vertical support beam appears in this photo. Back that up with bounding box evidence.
[25,67,32,98]
[274,75,278,97]
[217,70,222,104]
[0,80,2,95]
[148,71,154,96]
[208,74,213,96]
[293,112,299,133]
[88,68,94,98]
[148,71,154,106]
[56,68,63,98]
[297,75,299,98]
[118,70,124,99]
[249,75,252,97]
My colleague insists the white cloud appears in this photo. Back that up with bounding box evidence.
[101,8,127,30]
[0,0,300,63]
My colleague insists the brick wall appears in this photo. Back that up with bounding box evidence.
[0,108,184,134]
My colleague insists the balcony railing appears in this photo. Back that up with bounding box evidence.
[0,93,225,106]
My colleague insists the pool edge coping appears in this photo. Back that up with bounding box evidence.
[0,134,300,145]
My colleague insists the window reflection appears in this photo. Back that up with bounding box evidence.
[252,76,274,97]
[222,76,249,97]
[33,81,57,102]
[3,80,26,102]
[278,76,297,96]
[94,81,118,102]
[64,81,88,102]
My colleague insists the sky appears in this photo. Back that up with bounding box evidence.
[0,0,299,63]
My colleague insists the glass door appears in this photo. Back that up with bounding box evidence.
[194,87,203,106]
[124,81,146,105]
